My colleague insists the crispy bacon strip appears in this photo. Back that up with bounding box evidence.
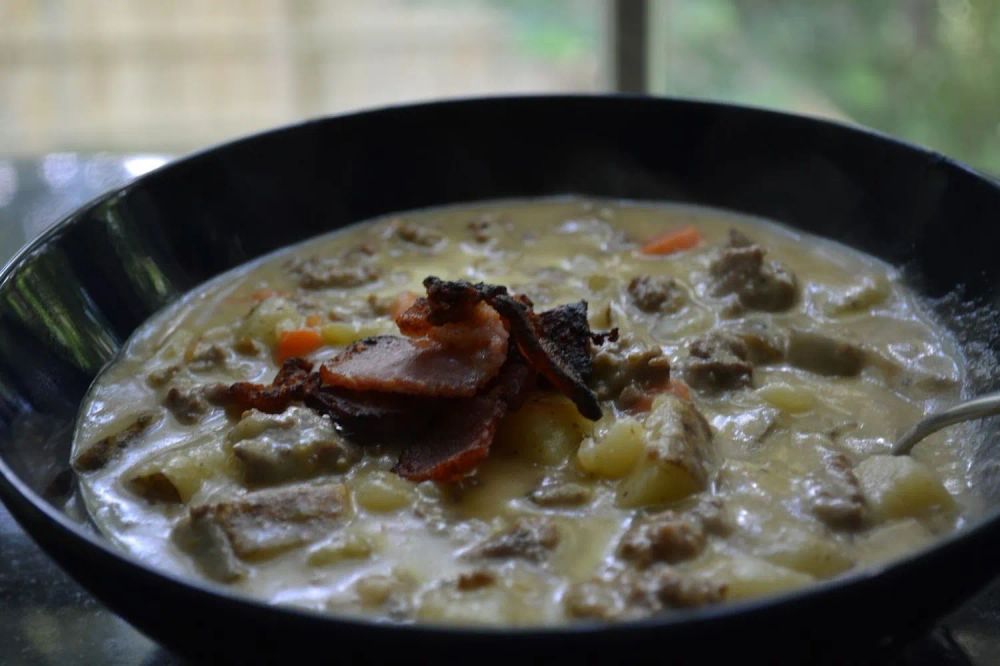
[394,357,534,482]
[215,277,609,482]
[322,278,511,397]
[395,277,484,337]
[486,293,603,420]
[216,358,435,440]
[538,301,594,383]
[304,387,434,440]
[402,276,487,329]
[591,328,620,346]
[396,276,605,420]
[427,302,508,352]
[319,329,507,398]
[394,394,506,482]
[214,358,317,414]
[394,297,436,337]
[396,283,505,353]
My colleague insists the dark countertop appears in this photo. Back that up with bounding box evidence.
[0,154,996,665]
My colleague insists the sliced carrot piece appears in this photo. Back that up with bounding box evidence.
[305,314,323,328]
[639,225,703,255]
[275,328,324,363]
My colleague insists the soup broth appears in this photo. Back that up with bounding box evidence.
[73,198,969,626]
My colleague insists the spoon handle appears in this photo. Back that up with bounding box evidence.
[893,391,1000,456]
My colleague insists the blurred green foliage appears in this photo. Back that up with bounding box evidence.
[481,0,601,60]
[655,0,1000,175]
[469,1,998,173]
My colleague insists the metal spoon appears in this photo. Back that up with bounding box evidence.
[893,391,1000,456]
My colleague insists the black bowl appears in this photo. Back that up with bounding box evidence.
[1,96,999,665]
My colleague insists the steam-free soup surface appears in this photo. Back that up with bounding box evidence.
[74,198,969,626]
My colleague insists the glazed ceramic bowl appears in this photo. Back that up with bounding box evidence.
[1,97,999,664]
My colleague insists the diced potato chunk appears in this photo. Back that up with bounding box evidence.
[354,471,415,512]
[855,518,933,566]
[308,529,380,566]
[757,382,816,414]
[587,301,612,329]
[241,296,302,346]
[855,455,954,521]
[577,418,644,478]
[495,393,593,466]
[617,461,703,508]
[354,569,417,610]
[754,526,854,578]
[124,438,236,503]
[587,274,611,292]
[702,555,814,601]
[616,394,712,508]
[454,458,543,519]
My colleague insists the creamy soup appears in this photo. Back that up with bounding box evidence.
[73,198,969,626]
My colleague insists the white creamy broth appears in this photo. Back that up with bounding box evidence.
[73,198,969,626]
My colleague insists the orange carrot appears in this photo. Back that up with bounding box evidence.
[639,225,702,255]
[305,314,323,328]
[275,328,324,362]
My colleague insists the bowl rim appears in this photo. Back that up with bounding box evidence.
[1,93,998,638]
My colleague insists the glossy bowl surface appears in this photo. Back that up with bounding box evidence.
[1,96,999,664]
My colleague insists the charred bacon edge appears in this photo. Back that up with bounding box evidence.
[215,276,616,480]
